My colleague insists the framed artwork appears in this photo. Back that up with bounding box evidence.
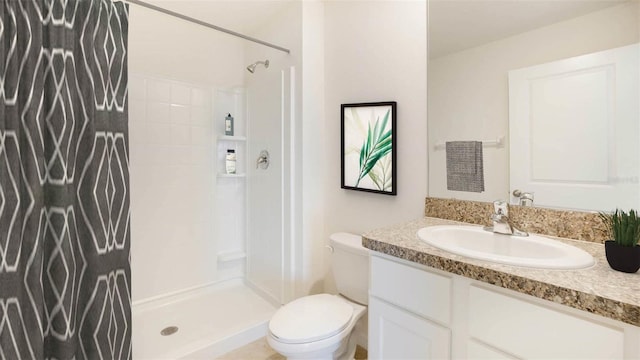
[341,101,397,195]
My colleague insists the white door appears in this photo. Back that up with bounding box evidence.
[369,297,451,360]
[509,44,639,211]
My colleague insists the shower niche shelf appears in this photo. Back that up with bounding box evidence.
[217,173,246,178]
[217,135,246,178]
[214,87,249,283]
[217,250,247,263]
[217,135,246,142]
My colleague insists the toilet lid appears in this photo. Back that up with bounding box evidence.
[269,294,353,344]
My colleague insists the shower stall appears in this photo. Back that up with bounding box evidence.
[126,1,299,358]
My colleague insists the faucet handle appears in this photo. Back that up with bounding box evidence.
[513,189,534,206]
[493,200,508,216]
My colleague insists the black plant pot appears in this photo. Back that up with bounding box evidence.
[604,241,640,273]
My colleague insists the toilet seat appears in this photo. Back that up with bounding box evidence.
[269,294,354,344]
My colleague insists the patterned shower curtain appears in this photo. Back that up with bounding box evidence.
[0,0,130,359]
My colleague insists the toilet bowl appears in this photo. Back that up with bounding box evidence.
[267,233,369,360]
[267,294,366,360]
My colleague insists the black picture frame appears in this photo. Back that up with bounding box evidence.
[341,101,397,195]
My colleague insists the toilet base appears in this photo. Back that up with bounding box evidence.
[341,335,358,360]
[268,333,356,360]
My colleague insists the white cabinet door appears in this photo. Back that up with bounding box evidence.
[509,43,639,211]
[468,286,624,360]
[369,296,451,360]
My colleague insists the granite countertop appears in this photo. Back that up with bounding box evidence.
[362,217,640,327]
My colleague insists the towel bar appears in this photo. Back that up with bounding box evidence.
[433,136,504,150]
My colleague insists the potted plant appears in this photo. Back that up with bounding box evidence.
[599,209,640,273]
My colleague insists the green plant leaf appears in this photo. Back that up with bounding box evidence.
[356,109,392,187]
[600,208,640,247]
[360,123,372,168]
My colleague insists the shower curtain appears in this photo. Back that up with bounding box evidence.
[0,0,130,359]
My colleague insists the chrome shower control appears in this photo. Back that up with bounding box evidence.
[256,150,270,169]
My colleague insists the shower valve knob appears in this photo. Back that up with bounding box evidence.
[256,150,270,169]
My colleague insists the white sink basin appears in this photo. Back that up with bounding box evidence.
[417,225,594,269]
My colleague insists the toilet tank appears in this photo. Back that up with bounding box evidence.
[330,233,370,305]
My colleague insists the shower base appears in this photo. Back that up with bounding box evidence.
[133,279,278,359]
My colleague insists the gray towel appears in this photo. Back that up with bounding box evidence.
[446,141,484,192]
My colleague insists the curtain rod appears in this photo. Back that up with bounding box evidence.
[125,0,291,54]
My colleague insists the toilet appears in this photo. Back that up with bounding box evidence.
[267,233,369,360]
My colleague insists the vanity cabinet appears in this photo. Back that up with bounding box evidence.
[369,297,450,359]
[369,253,639,360]
[467,286,623,359]
[369,256,452,359]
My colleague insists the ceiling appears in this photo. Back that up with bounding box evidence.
[132,0,630,58]
[429,0,631,59]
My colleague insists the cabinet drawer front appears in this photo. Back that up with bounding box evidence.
[468,285,624,359]
[369,297,451,360]
[370,255,451,325]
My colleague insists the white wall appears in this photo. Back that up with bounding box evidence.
[428,2,640,203]
[128,4,245,87]
[300,1,326,297]
[323,0,428,285]
[128,4,246,302]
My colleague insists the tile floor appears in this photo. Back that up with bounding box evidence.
[216,338,367,359]
[216,338,282,360]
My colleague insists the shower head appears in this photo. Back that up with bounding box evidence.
[246,60,269,73]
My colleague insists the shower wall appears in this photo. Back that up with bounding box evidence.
[129,76,215,301]
[128,4,246,302]
[244,2,303,304]
[128,1,305,305]
[214,87,248,281]
[246,68,285,303]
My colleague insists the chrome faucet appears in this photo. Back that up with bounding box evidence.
[486,200,528,237]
